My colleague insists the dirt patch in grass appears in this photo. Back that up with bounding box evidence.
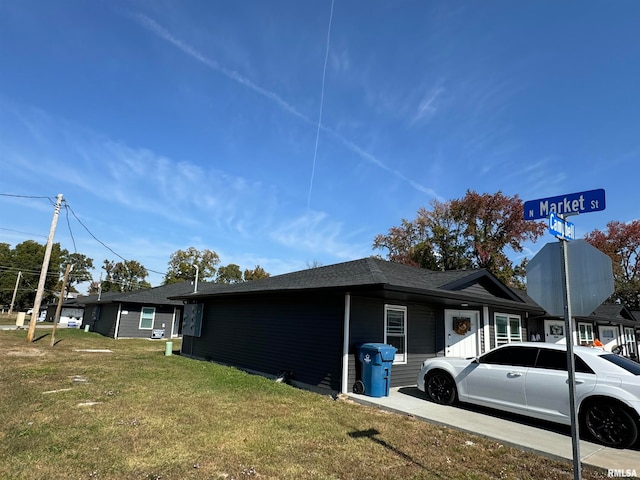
[6,347,47,357]
[0,329,610,480]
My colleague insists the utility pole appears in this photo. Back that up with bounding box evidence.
[8,271,22,315]
[27,194,63,342]
[51,263,73,347]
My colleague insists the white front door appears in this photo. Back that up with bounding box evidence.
[544,320,567,344]
[444,310,479,358]
[598,325,619,352]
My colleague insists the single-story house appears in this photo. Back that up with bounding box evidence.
[80,281,199,339]
[43,296,84,327]
[172,257,548,395]
[528,304,639,361]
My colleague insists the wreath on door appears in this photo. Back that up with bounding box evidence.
[453,317,471,335]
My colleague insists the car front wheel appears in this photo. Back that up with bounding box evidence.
[582,400,639,448]
[425,370,457,405]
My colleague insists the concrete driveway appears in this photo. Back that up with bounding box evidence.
[348,386,639,475]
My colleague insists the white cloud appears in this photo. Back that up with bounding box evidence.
[270,210,369,260]
[412,87,445,124]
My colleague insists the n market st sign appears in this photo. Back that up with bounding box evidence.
[523,188,605,221]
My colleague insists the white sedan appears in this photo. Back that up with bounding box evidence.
[417,342,640,448]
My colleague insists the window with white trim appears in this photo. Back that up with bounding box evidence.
[578,323,595,345]
[384,305,407,364]
[494,313,522,346]
[624,327,637,357]
[139,307,156,330]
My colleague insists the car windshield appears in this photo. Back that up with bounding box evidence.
[600,354,640,375]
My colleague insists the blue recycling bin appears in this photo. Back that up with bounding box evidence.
[356,343,397,397]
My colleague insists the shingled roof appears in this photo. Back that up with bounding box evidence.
[172,257,540,311]
[77,281,200,306]
[581,303,639,326]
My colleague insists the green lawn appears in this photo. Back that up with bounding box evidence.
[0,313,27,325]
[0,329,608,480]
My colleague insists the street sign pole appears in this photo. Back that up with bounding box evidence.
[559,227,581,480]
[525,188,611,480]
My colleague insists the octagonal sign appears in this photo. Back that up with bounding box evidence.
[527,239,614,316]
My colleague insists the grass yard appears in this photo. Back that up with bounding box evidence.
[0,329,609,480]
[0,313,27,325]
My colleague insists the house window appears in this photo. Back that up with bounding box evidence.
[624,327,637,358]
[384,305,407,364]
[494,314,522,346]
[139,307,155,329]
[578,323,595,345]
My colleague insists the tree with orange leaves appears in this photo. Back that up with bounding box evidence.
[373,190,546,287]
[585,220,640,309]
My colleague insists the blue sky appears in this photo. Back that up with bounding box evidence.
[1,1,639,289]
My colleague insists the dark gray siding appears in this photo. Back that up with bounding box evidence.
[117,303,176,338]
[184,293,344,392]
[92,304,118,338]
[82,305,99,330]
[347,296,437,389]
[403,303,436,386]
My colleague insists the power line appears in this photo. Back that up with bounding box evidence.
[63,201,167,277]
[0,264,61,277]
[0,193,54,200]
[2,192,168,280]
[0,227,48,239]
[64,202,128,263]
[63,204,78,253]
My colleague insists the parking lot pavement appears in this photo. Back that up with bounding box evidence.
[348,386,640,474]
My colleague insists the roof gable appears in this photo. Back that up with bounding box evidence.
[591,303,637,322]
[437,269,524,302]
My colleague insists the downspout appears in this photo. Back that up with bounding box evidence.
[482,306,490,354]
[341,293,351,394]
[114,303,122,339]
[170,307,176,338]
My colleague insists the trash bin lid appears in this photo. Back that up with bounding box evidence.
[359,343,397,362]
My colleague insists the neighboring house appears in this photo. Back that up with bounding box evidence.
[172,257,546,395]
[528,303,639,361]
[79,281,199,339]
[43,296,85,327]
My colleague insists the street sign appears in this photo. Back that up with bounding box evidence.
[524,189,605,220]
[526,240,614,316]
[548,212,575,240]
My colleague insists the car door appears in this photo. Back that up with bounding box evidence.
[463,345,537,414]
[525,348,597,423]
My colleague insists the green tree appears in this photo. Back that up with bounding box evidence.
[585,220,640,309]
[216,264,243,284]
[243,265,270,281]
[374,190,546,286]
[163,247,220,285]
[101,259,151,292]
[59,252,94,292]
[0,242,15,308]
[0,240,64,309]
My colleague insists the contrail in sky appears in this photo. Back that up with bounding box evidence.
[307,0,335,215]
[130,10,438,199]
